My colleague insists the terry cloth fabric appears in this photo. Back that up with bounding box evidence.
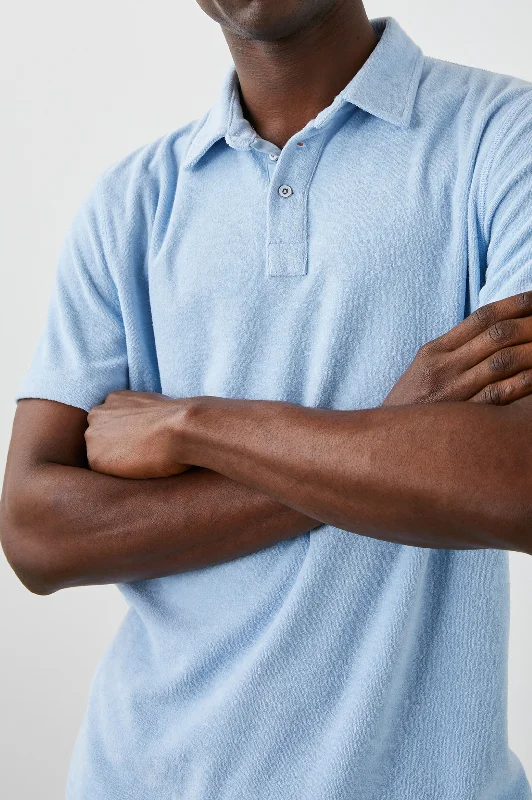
[16,15,532,800]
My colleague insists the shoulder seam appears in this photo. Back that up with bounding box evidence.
[477,90,532,239]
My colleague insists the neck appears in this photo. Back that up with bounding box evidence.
[220,1,379,149]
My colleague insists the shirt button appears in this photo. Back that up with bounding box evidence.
[278,184,293,197]
[268,153,279,161]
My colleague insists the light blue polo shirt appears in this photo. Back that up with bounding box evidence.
[16,15,532,800]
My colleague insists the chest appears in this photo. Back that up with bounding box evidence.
[137,122,470,408]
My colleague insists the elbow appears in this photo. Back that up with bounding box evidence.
[0,478,64,596]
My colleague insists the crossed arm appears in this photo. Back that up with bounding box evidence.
[2,292,532,595]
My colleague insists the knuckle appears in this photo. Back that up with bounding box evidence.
[487,319,516,344]
[87,402,103,418]
[515,291,532,311]
[417,339,438,358]
[471,304,494,329]
[480,383,504,405]
[488,347,514,374]
[419,356,447,399]
[519,369,532,388]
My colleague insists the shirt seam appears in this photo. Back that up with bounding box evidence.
[477,92,532,243]
[94,176,129,337]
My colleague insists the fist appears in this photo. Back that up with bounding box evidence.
[85,390,192,479]
[383,292,532,406]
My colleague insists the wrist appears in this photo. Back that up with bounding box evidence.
[169,395,226,469]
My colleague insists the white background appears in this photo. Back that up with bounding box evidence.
[1,1,531,796]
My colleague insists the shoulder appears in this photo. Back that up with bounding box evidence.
[416,54,532,142]
[411,54,532,197]
[82,116,209,260]
[94,117,201,212]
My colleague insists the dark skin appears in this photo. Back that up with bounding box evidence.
[3,294,532,594]
[194,0,379,148]
[2,0,532,594]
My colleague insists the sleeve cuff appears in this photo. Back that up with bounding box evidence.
[14,370,128,413]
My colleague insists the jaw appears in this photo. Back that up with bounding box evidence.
[196,0,340,42]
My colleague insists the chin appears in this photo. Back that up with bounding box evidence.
[197,0,334,42]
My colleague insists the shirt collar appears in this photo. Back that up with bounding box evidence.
[182,16,424,171]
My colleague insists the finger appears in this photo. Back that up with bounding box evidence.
[454,342,532,398]
[429,292,532,352]
[469,369,532,405]
[451,315,532,371]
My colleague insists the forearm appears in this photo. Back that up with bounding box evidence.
[2,463,319,594]
[181,396,532,554]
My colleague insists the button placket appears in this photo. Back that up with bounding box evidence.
[266,137,320,278]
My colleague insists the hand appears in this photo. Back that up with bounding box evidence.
[85,390,193,479]
[383,292,532,406]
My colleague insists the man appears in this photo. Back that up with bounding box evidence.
[1,0,532,797]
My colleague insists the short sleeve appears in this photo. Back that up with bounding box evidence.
[477,93,532,306]
[15,175,129,412]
